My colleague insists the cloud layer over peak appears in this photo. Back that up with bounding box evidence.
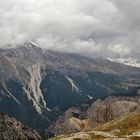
[0,0,140,58]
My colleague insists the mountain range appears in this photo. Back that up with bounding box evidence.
[0,42,140,137]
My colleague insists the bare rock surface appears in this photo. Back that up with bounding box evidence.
[0,114,42,140]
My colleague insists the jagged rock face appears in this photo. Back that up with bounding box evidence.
[48,117,91,135]
[0,43,140,132]
[86,96,140,124]
[48,96,140,136]
[57,117,85,134]
[0,44,52,131]
[0,114,42,140]
[58,117,92,135]
[47,107,85,135]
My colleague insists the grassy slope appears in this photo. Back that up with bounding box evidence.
[49,112,140,140]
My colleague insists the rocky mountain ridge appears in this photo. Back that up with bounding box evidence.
[0,113,42,140]
[0,42,140,133]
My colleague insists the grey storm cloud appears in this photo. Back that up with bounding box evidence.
[0,0,140,58]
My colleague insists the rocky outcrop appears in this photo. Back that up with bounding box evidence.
[48,96,140,136]
[48,117,91,135]
[49,111,140,140]
[0,114,42,140]
[58,117,85,134]
[47,105,90,135]
[86,96,139,125]
[86,96,140,125]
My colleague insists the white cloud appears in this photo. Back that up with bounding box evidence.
[0,0,140,58]
[108,43,131,57]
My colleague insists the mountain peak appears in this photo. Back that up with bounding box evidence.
[24,41,38,48]
[107,57,140,68]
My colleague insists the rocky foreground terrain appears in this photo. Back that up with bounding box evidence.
[48,96,140,135]
[50,112,140,140]
[0,114,42,140]
[48,96,140,140]
[1,96,140,140]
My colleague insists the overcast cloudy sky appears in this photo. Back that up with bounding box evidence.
[0,0,140,58]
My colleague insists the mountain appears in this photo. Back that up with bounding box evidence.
[0,42,140,133]
[107,57,140,68]
[0,113,42,140]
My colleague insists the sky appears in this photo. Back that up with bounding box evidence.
[0,0,140,58]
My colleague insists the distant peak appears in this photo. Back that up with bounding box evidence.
[107,57,140,68]
[24,41,38,48]
[29,41,37,47]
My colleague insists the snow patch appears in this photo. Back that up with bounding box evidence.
[107,57,140,68]
[29,41,37,47]
[23,87,42,113]
[1,81,21,106]
[65,76,81,94]
[23,64,51,113]
[87,95,93,100]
